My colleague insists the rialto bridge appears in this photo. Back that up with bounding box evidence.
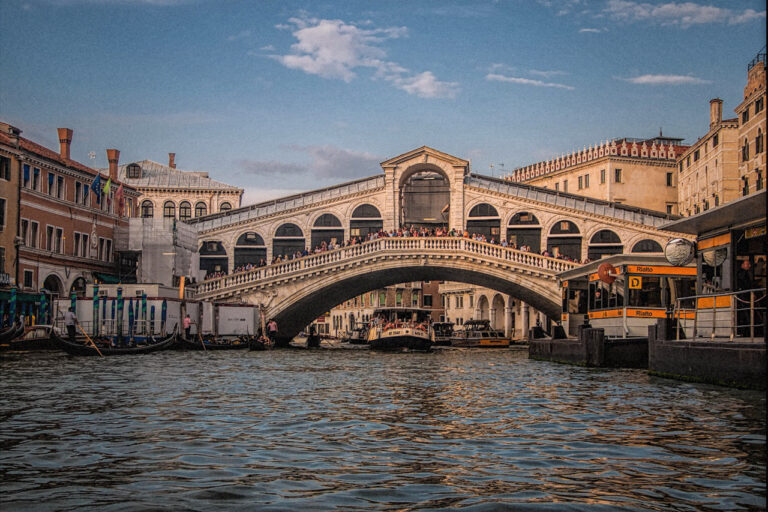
[189,146,686,340]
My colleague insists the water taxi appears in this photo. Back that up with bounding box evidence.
[367,307,432,351]
[342,321,370,345]
[451,319,510,348]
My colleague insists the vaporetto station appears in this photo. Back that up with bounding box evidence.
[181,147,685,342]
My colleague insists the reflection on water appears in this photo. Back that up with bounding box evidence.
[0,349,765,510]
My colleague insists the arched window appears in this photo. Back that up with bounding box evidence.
[179,201,191,220]
[631,239,663,253]
[467,203,500,239]
[350,204,382,238]
[126,163,142,179]
[273,223,305,259]
[756,129,764,154]
[234,232,266,268]
[140,200,154,218]
[219,202,232,213]
[312,214,344,249]
[547,220,582,260]
[588,230,623,260]
[195,201,207,217]
[507,212,541,251]
[199,241,228,275]
[163,201,175,218]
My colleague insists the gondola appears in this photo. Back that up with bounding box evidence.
[175,333,252,350]
[0,322,25,350]
[7,325,58,350]
[52,325,178,356]
[249,335,274,351]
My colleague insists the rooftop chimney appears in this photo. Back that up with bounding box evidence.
[107,149,120,182]
[169,152,176,169]
[709,98,723,129]
[57,128,73,160]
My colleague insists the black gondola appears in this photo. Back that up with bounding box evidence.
[0,322,25,349]
[52,325,178,356]
[6,325,58,350]
[175,334,252,350]
[249,335,274,351]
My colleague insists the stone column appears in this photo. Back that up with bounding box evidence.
[504,306,512,338]
[490,307,496,329]
[449,165,466,232]
[383,166,397,231]
[521,301,529,339]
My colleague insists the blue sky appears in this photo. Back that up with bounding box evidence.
[1,0,765,203]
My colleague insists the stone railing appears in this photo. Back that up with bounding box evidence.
[196,236,581,299]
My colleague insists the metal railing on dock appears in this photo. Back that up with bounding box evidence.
[674,288,766,341]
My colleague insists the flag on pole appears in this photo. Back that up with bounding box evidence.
[115,184,125,216]
[91,174,102,203]
[102,177,111,196]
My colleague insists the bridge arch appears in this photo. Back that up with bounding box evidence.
[630,237,664,253]
[587,229,623,260]
[272,223,305,259]
[506,211,542,252]
[545,218,583,260]
[397,162,450,189]
[348,203,383,238]
[254,258,562,343]
[234,231,267,268]
[466,202,501,240]
[491,293,506,331]
[310,213,344,249]
[200,240,228,275]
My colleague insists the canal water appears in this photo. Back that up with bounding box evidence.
[1,348,765,511]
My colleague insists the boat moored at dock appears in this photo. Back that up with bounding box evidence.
[368,307,432,351]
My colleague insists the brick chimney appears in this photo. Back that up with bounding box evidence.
[169,152,176,169]
[709,98,723,129]
[106,149,120,182]
[57,128,73,160]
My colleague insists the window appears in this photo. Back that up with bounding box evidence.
[21,219,29,245]
[756,129,764,154]
[0,247,4,274]
[0,156,10,180]
[54,228,63,253]
[126,163,141,178]
[742,109,749,124]
[396,291,402,306]
[563,180,568,193]
[82,186,88,205]
[75,182,81,204]
[29,222,38,248]
[47,172,55,195]
[578,176,583,190]
[179,201,192,220]
[81,234,89,257]
[666,172,673,186]
[0,198,4,230]
[163,201,175,218]
[757,171,763,191]
[379,292,386,306]
[98,238,105,260]
[23,164,30,187]
[74,233,81,256]
[423,294,433,307]
[694,149,699,161]
[57,176,64,199]
[714,194,719,206]
[554,182,559,191]
[666,205,673,214]
[220,202,232,213]
[195,202,207,217]
[584,174,589,188]
[24,270,34,289]
[105,240,112,262]
[412,293,419,307]
[712,134,719,147]
[46,226,54,251]
[686,156,690,167]
[755,96,764,114]
[742,176,749,196]
[614,168,622,183]
[141,200,154,218]
[469,295,474,308]
[742,140,750,161]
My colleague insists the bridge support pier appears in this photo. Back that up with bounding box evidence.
[504,306,512,338]
[521,302,529,340]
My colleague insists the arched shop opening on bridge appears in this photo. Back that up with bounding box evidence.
[588,230,623,260]
[547,220,582,260]
[349,204,383,238]
[466,203,500,240]
[200,241,228,275]
[312,214,344,248]
[273,223,305,259]
[507,212,541,251]
[234,232,266,267]
[400,170,450,229]
[632,239,663,253]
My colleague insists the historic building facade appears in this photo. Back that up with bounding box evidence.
[0,122,140,319]
[504,136,687,215]
[677,99,739,216]
[0,123,20,298]
[115,154,243,222]
[735,51,766,197]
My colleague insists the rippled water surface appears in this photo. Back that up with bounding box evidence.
[1,348,765,511]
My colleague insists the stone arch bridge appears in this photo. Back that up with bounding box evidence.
[189,146,685,339]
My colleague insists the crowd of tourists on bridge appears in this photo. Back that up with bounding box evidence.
[203,225,588,281]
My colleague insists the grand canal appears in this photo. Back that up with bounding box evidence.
[1,348,765,511]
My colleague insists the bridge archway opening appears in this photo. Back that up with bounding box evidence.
[273,223,305,259]
[268,263,561,342]
[311,214,344,249]
[234,232,266,268]
[200,241,228,275]
[350,204,383,239]
[632,239,663,253]
[399,169,450,230]
[588,230,623,260]
[547,220,582,260]
[467,203,500,241]
[477,294,490,321]
[507,212,541,251]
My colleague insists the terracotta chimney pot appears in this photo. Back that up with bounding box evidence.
[57,128,73,160]
[107,149,120,182]
[169,153,176,169]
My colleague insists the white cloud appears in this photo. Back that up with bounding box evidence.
[605,0,766,27]
[272,16,457,98]
[579,27,603,33]
[619,73,711,85]
[529,69,567,78]
[486,73,575,90]
[238,144,382,181]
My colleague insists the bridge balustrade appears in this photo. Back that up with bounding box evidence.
[196,237,581,298]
